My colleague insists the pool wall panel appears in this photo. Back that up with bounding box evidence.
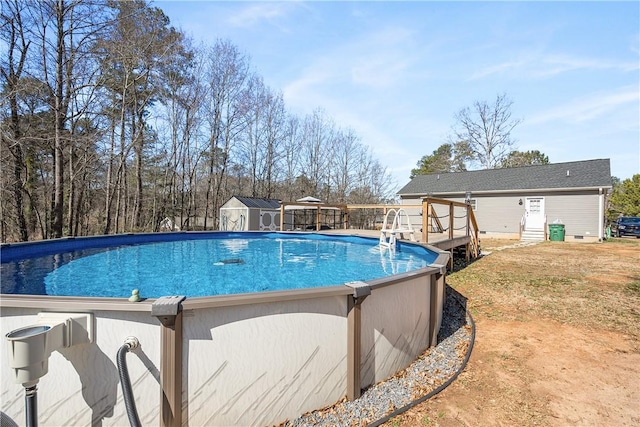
[360,275,431,388]
[182,295,348,426]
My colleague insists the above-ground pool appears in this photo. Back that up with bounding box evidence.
[1,232,449,427]
[1,232,438,298]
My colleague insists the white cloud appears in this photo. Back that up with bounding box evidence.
[347,26,418,88]
[470,56,534,80]
[227,2,303,30]
[471,53,639,80]
[282,23,420,105]
[529,86,639,125]
[533,54,639,77]
[282,66,335,115]
[350,56,412,88]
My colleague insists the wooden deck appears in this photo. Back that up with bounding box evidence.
[283,197,481,268]
[323,228,473,267]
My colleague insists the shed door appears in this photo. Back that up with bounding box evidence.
[525,197,545,230]
[260,210,280,231]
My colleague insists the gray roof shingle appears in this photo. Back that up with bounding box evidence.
[397,159,612,195]
[234,196,281,209]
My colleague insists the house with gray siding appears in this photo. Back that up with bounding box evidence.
[397,159,612,242]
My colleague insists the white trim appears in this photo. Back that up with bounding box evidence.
[598,188,604,241]
[402,186,613,198]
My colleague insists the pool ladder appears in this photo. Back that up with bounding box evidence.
[379,208,416,251]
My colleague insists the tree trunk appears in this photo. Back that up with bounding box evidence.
[50,0,66,238]
[67,144,75,236]
[103,125,115,234]
[2,0,31,241]
[133,105,143,229]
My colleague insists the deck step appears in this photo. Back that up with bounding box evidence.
[521,230,545,241]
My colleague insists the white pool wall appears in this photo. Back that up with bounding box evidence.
[182,294,348,426]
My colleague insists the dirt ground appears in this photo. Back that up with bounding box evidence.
[384,238,640,427]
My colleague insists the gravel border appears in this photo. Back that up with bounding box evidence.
[281,286,474,427]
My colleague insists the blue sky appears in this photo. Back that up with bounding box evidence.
[156,1,639,189]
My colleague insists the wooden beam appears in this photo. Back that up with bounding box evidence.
[449,202,454,241]
[280,205,285,230]
[430,235,471,250]
[422,199,428,243]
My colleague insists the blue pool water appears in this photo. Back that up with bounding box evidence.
[1,233,437,298]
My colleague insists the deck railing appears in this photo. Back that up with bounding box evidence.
[420,197,480,262]
[343,199,480,264]
[278,200,480,265]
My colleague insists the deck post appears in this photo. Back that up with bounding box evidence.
[280,204,284,231]
[422,199,428,243]
[448,202,454,241]
[466,204,471,262]
[449,202,454,269]
[152,296,185,427]
[343,207,349,229]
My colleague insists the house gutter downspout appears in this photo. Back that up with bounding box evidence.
[598,188,604,242]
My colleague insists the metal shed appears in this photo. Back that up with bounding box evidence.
[219,196,291,231]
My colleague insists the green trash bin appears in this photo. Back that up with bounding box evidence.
[549,223,565,241]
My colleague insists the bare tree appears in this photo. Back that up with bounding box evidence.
[350,147,394,203]
[202,39,250,229]
[1,0,31,241]
[330,128,360,203]
[300,108,334,198]
[26,0,110,238]
[279,114,303,201]
[240,74,266,197]
[1,9,399,240]
[453,93,521,169]
[238,76,286,198]
[258,88,286,198]
[155,38,205,230]
[97,0,187,232]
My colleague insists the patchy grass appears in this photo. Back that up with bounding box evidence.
[608,236,640,244]
[447,239,640,338]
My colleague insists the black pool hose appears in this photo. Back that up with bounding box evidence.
[116,338,142,427]
[368,294,477,427]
